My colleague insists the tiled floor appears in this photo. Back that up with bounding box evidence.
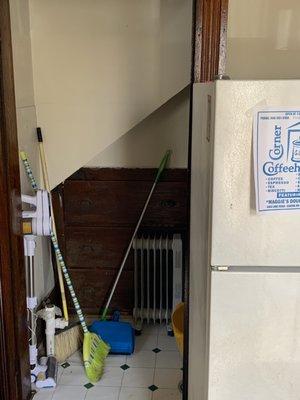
[33,323,183,400]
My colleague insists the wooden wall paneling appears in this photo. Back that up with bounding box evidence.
[51,184,66,253]
[0,0,31,398]
[64,227,135,270]
[66,270,134,315]
[64,181,188,228]
[48,184,66,313]
[53,168,188,316]
[68,167,188,182]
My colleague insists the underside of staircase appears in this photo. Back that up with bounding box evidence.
[27,0,193,188]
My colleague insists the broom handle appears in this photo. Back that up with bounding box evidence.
[36,128,69,323]
[51,233,88,333]
[20,152,88,333]
[101,150,171,320]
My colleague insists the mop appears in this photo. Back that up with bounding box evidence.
[21,151,110,382]
[89,150,171,354]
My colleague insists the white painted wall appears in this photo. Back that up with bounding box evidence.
[10,0,192,302]
[87,87,189,168]
[29,0,193,188]
[227,0,300,79]
[10,0,54,302]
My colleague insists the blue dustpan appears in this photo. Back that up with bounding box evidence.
[89,321,135,355]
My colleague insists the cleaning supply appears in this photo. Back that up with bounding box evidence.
[23,233,47,383]
[172,302,184,355]
[36,127,69,323]
[53,322,83,363]
[90,321,134,354]
[90,150,171,354]
[51,233,110,382]
[36,356,58,389]
[21,152,110,382]
[21,151,81,363]
[101,150,171,321]
[22,189,62,388]
[172,302,184,393]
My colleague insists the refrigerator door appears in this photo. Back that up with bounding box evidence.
[189,83,214,400]
[211,80,300,267]
[209,271,300,400]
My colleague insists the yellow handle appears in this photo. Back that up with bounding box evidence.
[37,128,69,323]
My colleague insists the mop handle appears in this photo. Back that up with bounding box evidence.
[36,128,69,323]
[20,152,88,334]
[101,150,171,320]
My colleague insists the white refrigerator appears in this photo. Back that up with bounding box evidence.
[189,81,300,400]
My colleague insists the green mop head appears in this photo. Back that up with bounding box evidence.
[83,331,110,382]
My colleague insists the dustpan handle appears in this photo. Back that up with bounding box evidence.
[156,150,171,183]
[101,150,171,320]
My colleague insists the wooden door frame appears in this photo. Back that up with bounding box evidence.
[0,1,31,399]
[184,1,229,399]
[193,0,229,83]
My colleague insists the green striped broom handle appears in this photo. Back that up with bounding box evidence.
[20,152,88,334]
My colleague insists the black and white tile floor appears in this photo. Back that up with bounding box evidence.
[33,323,182,400]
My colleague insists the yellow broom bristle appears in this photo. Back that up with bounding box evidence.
[83,332,110,383]
[55,324,83,363]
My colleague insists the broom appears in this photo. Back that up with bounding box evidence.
[20,151,110,381]
[51,233,110,381]
[35,127,80,362]
[36,127,69,324]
